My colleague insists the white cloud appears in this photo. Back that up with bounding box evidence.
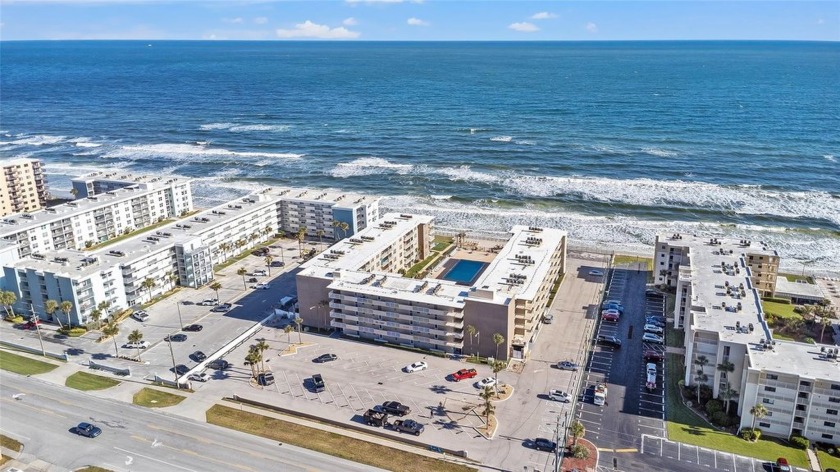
[508,22,539,33]
[407,17,429,27]
[343,17,358,26]
[586,22,598,33]
[223,17,244,24]
[276,20,360,39]
[531,12,557,20]
[254,17,268,25]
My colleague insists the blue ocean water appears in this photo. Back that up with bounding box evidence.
[1,41,838,271]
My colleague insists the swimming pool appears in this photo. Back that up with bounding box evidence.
[441,259,488,285]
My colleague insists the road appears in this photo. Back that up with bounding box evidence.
[0,372,383,472]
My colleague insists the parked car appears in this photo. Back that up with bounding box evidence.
[645,288,661,296]
[381,401,411,416]
[182,324,203,332]
[646,362,657,376]
[603,303,624,314]
[131,311,149,322]
[253,282,271,290]
[188,372,210,382]
[557,361,578,371]
[124,340,150,349]
[191,351,207,362]
[363,406,389,426]
[588,269,604,277]
[597,335,622,347]
[775,458,792,472]
[171,364,189,376]
[602,312,620,322]
[212,303,232,313]
[73,422,102,438]
[252,269,267,276]
[247,277,259,283]
[645,313,665,323]
[643,350,664,362]
[601,309,621,317]
[311,374,325,392]
[390,419,424,436]
[404,361,428,373]
[643,324,664,334]
[645,317,666,327]
[270,261,285,267]
[451,368,478,381]
[542,314,554,324]
[198,299,219,306]
[207,359,230,370]
[533,438,557,452]
[21,319,41,330]
[476,377,497,389]
[642,333,665,345]
[548,389,571,403]
[313,353,338,363]
[165,333,187,342]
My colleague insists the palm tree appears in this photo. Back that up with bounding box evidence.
[168,272,179,291]
[296,227,307,258]
[720,382,738,415]
[819,315,834,343]
[0,291,17,319]
[97,300,111,324]
[219,242,231,261]
[339,222,349,240]
[45,299,61,328]
[694,355,709,403]
[263,225,273,237]
[210,281,222,302]
[492,333,505,360]
[245,346,261,379]
[294,316,303,344]
[141,278,156,302]
[316,229,325,250]
[255,338,270,372]
[102,322,120,357]
[59,300,74,327]
[265,255,274,276]
[89,307,103,330]
[479,386,495,428]
[466,325,476,356]
[570,420,585,447]
[277,230,286,264]
[284,325,294,345]
[716,360,735,399]
[749,404,768,438]
[70,187,78,198]
[332,221,341,241]
[317,299,330,329]
[237,267,248,289]
[491,360,506,396]
[128,329,144,360]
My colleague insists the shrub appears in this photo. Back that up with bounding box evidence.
[790,434,809,450]
[740,428,761,441]
[804,337,816,344]
[705,399,723,415]
[711,411,736,427]
[571,444,589,459]
[5,314,24,323]
[58,326,87,337]
[763,297,791,304]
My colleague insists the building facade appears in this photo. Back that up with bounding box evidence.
[1,158,48,217]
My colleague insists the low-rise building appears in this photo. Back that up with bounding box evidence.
[0,158,48,217]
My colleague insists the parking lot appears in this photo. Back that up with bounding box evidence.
[641,435,809,472]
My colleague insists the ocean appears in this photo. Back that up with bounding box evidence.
[0,41,838,273]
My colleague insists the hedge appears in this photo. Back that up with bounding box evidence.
[790,435,809,450]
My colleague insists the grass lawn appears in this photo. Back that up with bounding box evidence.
[405,253,440,278]
[0,456,9,466]
[433,235,453,244]
[132,388,186,408]
[75,467,114,472]
[761,300,799,319]
[432,241,450,252]
[0,350,59,375]
[207,405,475,472]
[819,451,840,471]
[664,354,809,468]
[0,434,22,452]
[65,371,121,391]
[613,254,653,271]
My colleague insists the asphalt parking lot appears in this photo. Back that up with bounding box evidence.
[640,435,809,472]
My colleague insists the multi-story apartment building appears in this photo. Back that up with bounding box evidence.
[0,158,48,217]
[0,174,193,258]
[276,188,380,239]
[656,233,839,444]
[297,216,566,360]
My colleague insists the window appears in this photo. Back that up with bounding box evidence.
[764,386,776,393]
[763,398,775,405]
[767,374,778,380]
[823,434,835,440]
[825,421,836,428]
[832,384,840,391]
[800,381,811,388]
[759,422,771,428]
[827,409,838,416]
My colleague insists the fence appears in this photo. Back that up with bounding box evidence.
[88,359,131,377]
[188,311,278,377]
[0,340,68,361]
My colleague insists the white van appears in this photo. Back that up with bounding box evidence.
[131,311,150,322]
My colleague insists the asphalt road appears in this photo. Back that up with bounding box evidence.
[0,372,383,472]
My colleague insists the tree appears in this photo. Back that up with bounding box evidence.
[141,278,156,302]
[720,382,738,415]
[168,272,179,291]
[219,242,231,260]
[45,299,61,328]
[316,229,325,250]
[97,301,111,324]
[479,386,495,428]
[694,355,709,404]
[332,220,341,241]
[89,307,103,330]
[60,300,74,327]
[70,187,78,198]
[491,360,506,396]
[493,333,505,360]
[102,322,120,357]
[466,325,477,356]
[255,338,270,373]
[284,325,294,345]
[339,222,349,240]
[128,329,144,360]
[277,231,286,263]
[263,225,273,237]
[210,281,222,301]
[237,267,248,289]
[296,227,307,258]
[0,290,17,319]
[716,360,735,404]
[819,315,834,344]
[265,255,274,276]
[570,420,586,447]
[749,404,768,438]
[245,346,261,379]
[294,316,304,344]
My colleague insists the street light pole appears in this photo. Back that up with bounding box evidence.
[31,304,45,357]
[167,337,179,389]
[176,301,184,330]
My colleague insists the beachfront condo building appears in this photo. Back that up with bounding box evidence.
[277,188,380,240]
[296,215,566,360]
[656,233,839,444]
[0,158,49,217]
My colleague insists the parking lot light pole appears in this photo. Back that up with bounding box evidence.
[176,301,184,330]
[29,304,46,357]
[167,338,179,389]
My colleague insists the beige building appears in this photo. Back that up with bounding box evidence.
[296,216,566,360]
[0,158,48,217]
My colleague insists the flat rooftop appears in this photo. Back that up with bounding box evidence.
[327,269,467,308]
[660,233,778,258]
[774,278,826,300]
[749,340,840,380]
[1,157,41,168]
[473,225,567,301]
[300,213,434,273]
[72,171,190,187]
[268,187,379,208]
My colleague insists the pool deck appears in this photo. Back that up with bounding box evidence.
[428,244,499,280]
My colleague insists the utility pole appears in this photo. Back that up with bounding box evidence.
[175,301,184,330]
[30,304,46,357]
[554,414,562,472]
[559,411,569,468]
[167,337,179,388]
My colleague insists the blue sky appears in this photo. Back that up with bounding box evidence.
[0,1,837,41]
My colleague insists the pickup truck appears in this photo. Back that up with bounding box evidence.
[390,419,425,436]
[451,368,478,381]
[311,374,325,392]
[363,407,389,427]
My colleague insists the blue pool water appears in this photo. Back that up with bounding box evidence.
[441,260,488,286]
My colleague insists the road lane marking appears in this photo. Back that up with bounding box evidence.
[114,446,198,472]
[0,427,30,441]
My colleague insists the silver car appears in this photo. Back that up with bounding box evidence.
[557,361,579,371]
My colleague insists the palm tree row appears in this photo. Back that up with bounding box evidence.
[331,220,350,241]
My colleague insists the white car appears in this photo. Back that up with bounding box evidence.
[254,283,271,290]
[124,340,150,349]
[588,269,604,277]
[252,269,267,276]
[646,362,657,376]
[198,299,219,306]
[404,361,428,373]
[643,324,664,334]
[188,372,210,382]
[548,389,571,402]
[642,333,665,345]
[131,311,149,322]
[476,377,497,389]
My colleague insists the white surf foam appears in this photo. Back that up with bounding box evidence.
[430,195,453,200]
[103,143,303,161]
[490,136,513,143]
[199,123,291,133]
[824,154,837,163]
[427,165,500,184]
[330,157,413,178]
[642,147,678,158]
[0,134,67,146]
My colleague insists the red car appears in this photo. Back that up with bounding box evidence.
[451,368,478,381]
[643,350,664,362]
[21,320,41,330]
[602,312,620,322]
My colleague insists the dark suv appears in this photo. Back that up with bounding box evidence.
[597,335,622,347]
[381,401,411,416]
[533,438,557,452]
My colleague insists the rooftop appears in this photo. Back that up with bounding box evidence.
[270,187,379,208]
[1,157,41,168]
[749,340,840,380]
[327,269,467,308]
[660,232,778,258]
[774,278,826,300]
